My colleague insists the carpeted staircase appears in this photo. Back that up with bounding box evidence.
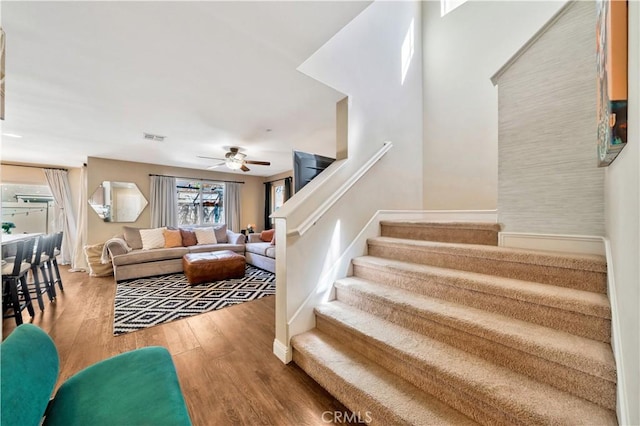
[291,221,617,425]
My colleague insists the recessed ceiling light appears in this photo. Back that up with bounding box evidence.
[2,133,23,138]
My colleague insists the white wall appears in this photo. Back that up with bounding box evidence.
[604,2,639,423]
[273,0,424,360]
[422,1,565,209]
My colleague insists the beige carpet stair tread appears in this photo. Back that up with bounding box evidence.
[352,255,611,318]
[292,330,480,426]
[380,221,502,231]
[368,237,606,272]
[335,277,615,382]
[315,302,617,425]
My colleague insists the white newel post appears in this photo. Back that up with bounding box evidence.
[272,217,291,363]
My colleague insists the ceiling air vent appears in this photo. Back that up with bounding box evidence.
[143,132,166,142]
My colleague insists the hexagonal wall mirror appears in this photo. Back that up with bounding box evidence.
[89,181,148,222]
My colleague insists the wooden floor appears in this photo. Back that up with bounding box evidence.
[2,267,357,425]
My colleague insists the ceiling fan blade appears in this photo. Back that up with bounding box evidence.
[197,155,225,161]
[241,164,250,172]
[244,160,271,166]
[206,162,225,169]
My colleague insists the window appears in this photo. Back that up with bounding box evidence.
[176,179,224,226]
[272,184,285,213]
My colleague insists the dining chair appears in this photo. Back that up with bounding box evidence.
[28,235,55,310]
[50,231,64,291]
[2,238,36,325]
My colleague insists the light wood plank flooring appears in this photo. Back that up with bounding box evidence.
[2,267,357,425]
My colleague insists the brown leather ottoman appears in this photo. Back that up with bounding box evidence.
[182,250,246,285]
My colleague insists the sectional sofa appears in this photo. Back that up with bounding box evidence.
[244,233,276,274]
[106,225,245,281]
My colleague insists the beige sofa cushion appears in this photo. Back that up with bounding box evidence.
[164,229,183,248]
[188,243,244,254]
[214,225,228,243]
[194,227,217,245]
[265,246,276,259]
[123,226,144,250]
[112,247,189,266]
[140,227,166,250]
[245,242,272,257]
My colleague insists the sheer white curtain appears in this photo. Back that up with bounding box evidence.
[70,165,88,271]
[224,182,241,232]
[44,168,77,265]
[150,175,178,228]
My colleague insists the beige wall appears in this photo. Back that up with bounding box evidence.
[86,157,264,244]
[1,164,48,185]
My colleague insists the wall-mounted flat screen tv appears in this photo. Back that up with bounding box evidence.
[293,151,335,193]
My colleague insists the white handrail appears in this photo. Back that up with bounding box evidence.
[286,141,393,237]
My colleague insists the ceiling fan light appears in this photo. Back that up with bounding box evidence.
[225,157,243,170]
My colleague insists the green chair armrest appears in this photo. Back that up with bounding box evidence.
[44,346,191,426]
[1,324,59,426]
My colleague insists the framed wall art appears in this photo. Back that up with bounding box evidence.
[596,0,628,167]
[1,28,5,121]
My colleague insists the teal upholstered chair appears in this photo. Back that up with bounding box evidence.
[1,324,192,426]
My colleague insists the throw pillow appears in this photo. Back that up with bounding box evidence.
[214,224,228,243]
[194,227,217,245]
[180,228,197,247]
[270,233,276,246]
[140,227,166,250]
[260,229,275,242]
[163,229,183,248]
[123,226,143,250]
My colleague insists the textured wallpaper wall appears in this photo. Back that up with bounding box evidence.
[497,1,604,235]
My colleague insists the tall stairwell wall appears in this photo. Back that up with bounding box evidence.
[422,1,565,210]
[271,1,424,362]
[494,1,604,235]
[604,1,640,424]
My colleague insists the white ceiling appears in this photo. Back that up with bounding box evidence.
[0,1,371,176]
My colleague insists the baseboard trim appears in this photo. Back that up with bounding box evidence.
[273,338,292,364]
[603,239,630,425]
[498,232,605,256]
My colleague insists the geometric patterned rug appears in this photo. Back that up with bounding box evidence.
[113,265,275,335]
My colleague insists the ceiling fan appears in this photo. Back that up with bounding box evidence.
[197,147,271,172]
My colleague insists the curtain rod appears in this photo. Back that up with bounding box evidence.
[1,163,68,171]
[149,174,244,184]
[264,176,292,184]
